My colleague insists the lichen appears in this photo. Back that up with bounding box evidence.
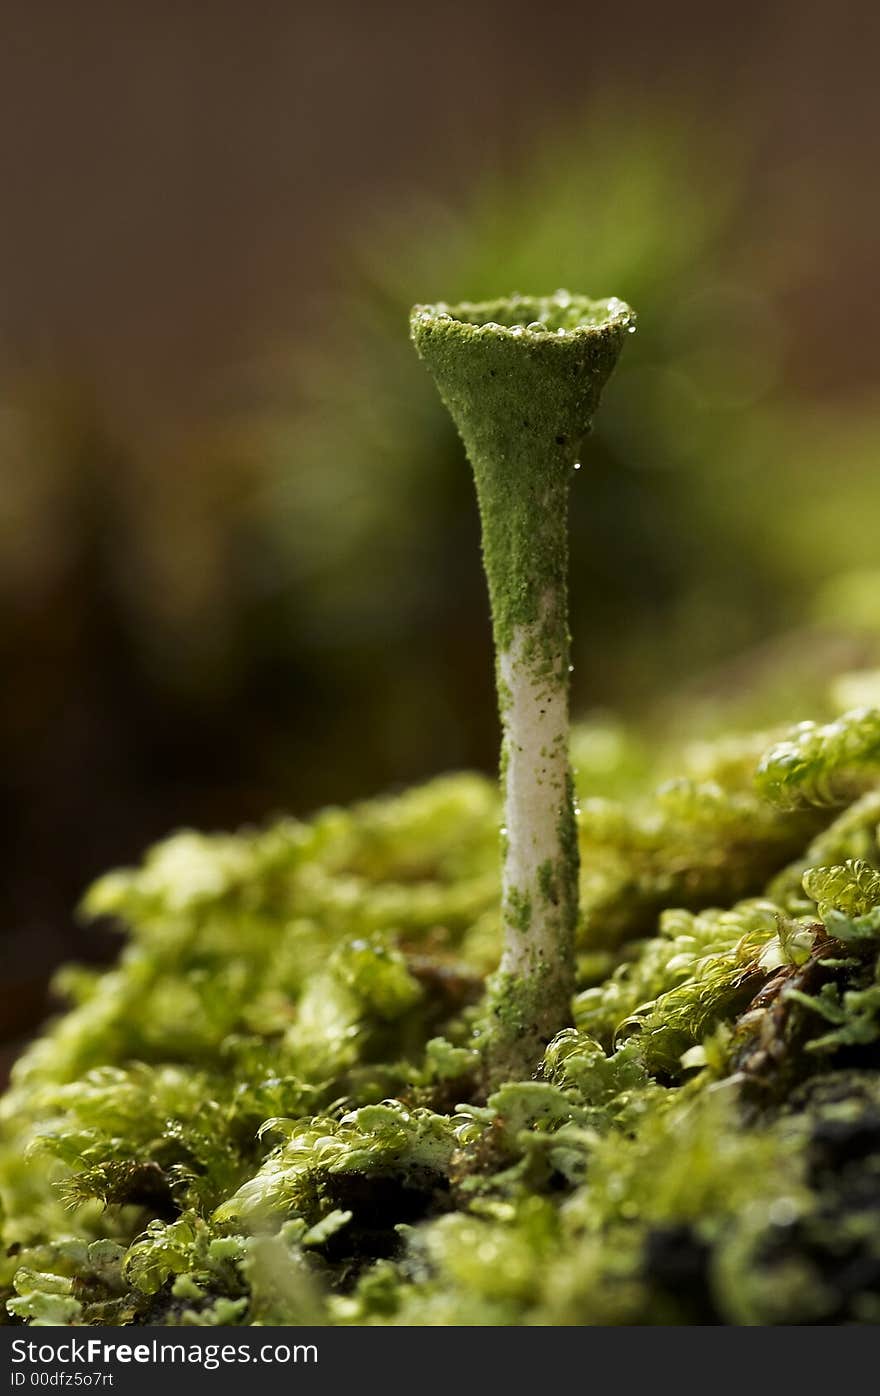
[411,293,633,1082]
[410,294,634,653]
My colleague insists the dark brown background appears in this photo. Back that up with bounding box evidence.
[2,1,877,413]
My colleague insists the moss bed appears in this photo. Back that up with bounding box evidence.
[3,701,880,1326]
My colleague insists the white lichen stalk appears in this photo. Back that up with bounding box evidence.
[498,595,573,985]
[484,577,580,1083]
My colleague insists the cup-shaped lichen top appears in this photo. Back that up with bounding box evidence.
[410,293,633,651]
[411,292,634,1083]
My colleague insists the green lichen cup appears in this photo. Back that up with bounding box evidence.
[411,292,635,1082]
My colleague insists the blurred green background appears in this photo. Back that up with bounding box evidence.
[2,0,879,1052]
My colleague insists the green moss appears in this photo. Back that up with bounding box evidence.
[768,789,880,913]
[757,707,880,810]
[804,858,880,918]
[579,750,824,947]
[3,699,880,1325]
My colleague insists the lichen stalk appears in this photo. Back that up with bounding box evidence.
[410,293,634,1081]
[493,589,578,1075]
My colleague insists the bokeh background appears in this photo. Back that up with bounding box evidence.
[2,0,879,1062]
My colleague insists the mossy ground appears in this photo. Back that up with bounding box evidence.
[3,687,880,1325]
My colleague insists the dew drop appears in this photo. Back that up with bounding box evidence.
[627,324,636,334]
[526,321,545,332]
[573,461,582,470]
[509,324,525,337]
